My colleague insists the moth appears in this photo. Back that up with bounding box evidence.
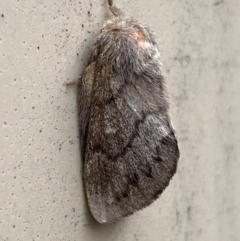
[77,0,179,223]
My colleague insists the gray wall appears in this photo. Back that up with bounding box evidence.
[1,0,240,240]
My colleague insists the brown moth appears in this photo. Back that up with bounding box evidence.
[78,0,179,223]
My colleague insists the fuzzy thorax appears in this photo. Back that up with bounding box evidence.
[92,17,161,77]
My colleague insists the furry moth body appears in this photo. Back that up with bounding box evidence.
[78,0,179,223]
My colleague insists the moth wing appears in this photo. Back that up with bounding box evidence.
[77,62,96,159]
[83,62,179,223]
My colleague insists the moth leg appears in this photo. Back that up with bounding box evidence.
[64,78,81,87]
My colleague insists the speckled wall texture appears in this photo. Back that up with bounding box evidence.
[1,0,240,240]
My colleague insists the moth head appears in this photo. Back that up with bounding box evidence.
[102,18,151,44]
[104,0,157,45]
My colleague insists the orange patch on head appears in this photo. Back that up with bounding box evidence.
[134,29,146,42]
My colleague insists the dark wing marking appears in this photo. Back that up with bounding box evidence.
[83,61,179,223]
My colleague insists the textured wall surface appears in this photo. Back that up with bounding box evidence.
[1,0,240,240]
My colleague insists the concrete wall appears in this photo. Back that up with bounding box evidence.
[1,0,240,240]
